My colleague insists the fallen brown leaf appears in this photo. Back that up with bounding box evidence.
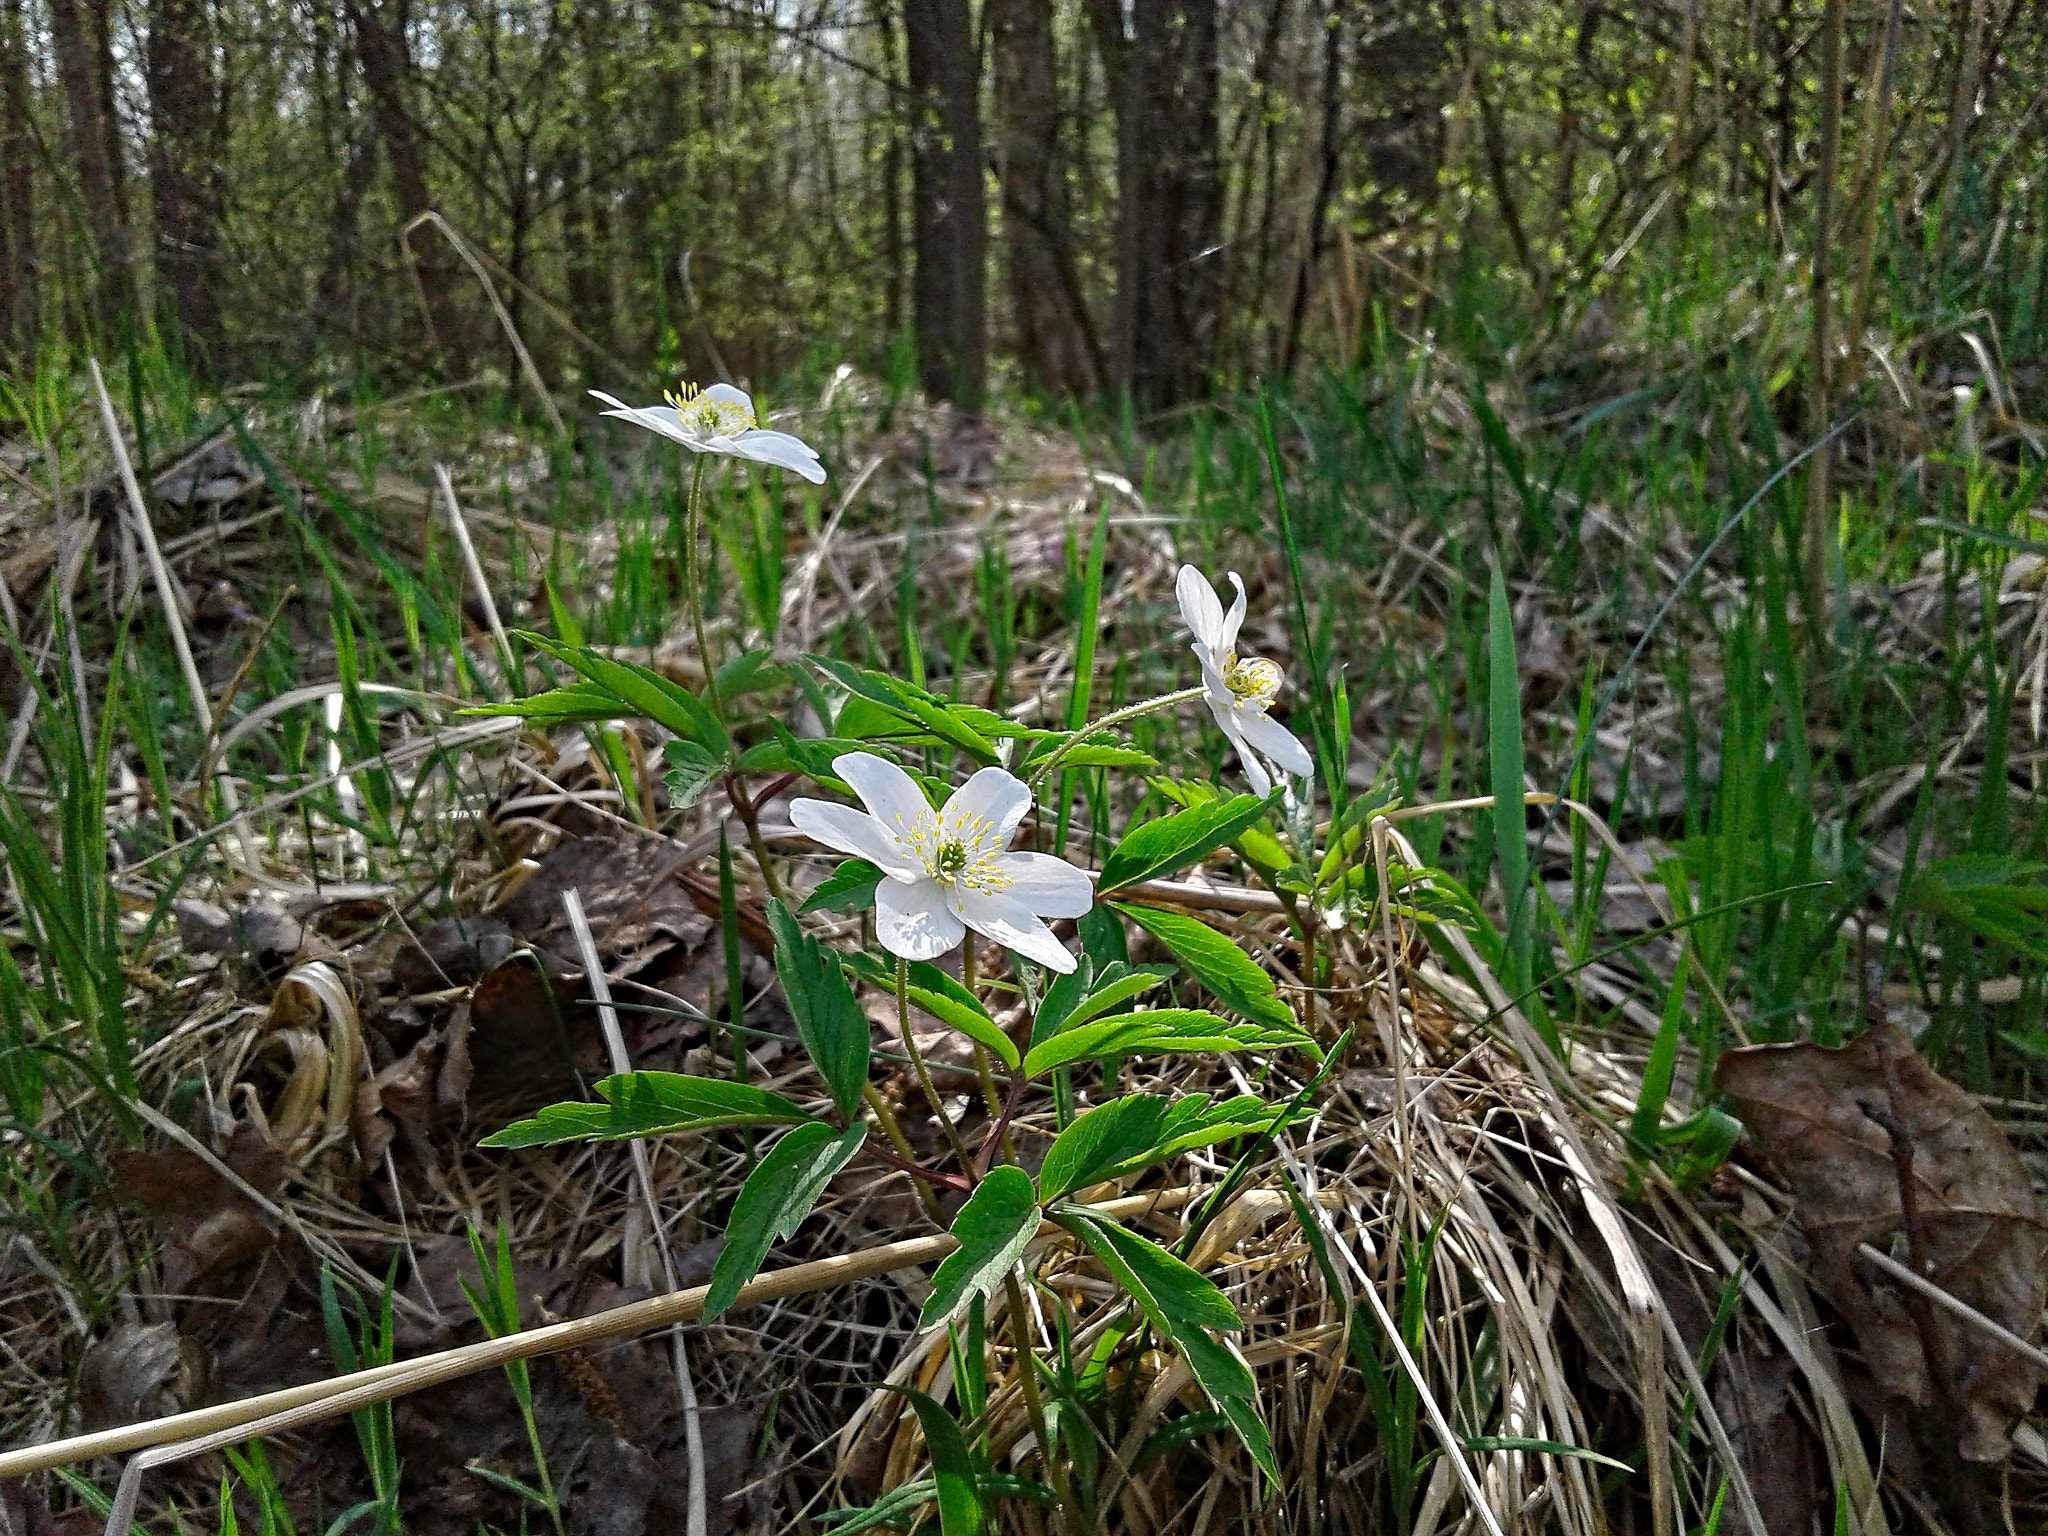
[1716,1023,2048,1461]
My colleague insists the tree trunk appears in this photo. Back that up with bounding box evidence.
[562,0,613,373]
[990,0,1101,396]
[146,0,226,370]
[0,0,36,365]
[902,0,986,412]
[347,0,468,374]
[1089,0,1222,411]
[48,0,133,338]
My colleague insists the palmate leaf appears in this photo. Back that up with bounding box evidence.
[704,1122,867,1320]
[1111,902,1296,1033]
[1035,1093,1288,1203]
[734,727,883,792]
[918,1166,1040,1329]
[1097,792,1276,894]
[478,1072,816,1149]
[766,900,873,1123]
[1030,960,1172,1049]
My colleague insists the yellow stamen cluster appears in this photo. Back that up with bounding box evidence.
[663,382,757,438]
[896,808,1015,895]
[1223,654,1282,708]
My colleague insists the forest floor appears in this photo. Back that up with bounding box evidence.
[2,334,2047,1535]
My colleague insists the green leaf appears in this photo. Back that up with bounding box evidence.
[1022,1009,1247,1077]
[1466,1437,1635,1473]
[521,633,730,754]
[1487,568,1535,1003]
[801,858,885,914]
[462,680,633,722]
[879,1387,985,1536]
[1098,793,1275,894]
[841,950,1019,1070]
[766,901,873,1123]
[664,739,726,812]
[821,1477,1051,1535]
[1058,1208,1274,1480]
[735,728,882,790]
[1037,1093,1286,1203]
[1032,966,1179,1056]
[1047,741,1158,770]
[1111,903,1295,1032]
[714,648,786,699]
[704,1122,867,1320]
[1029,957,1095,1048]
[479,1073,816,1148]
[919,1166,1041,1329]
[808,655,999,765]
[1901,854,2048,961]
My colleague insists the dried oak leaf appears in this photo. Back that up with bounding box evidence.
[110,1121,288,1296]
[1715,1023,2048,1460]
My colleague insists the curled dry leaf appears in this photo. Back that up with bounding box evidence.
[261,960,364,1165]
[1716,1023,2048,1461]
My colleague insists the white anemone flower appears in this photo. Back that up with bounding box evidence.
[1175,565,1315,797]
[789,753,1091,973]
[589,381,826,484]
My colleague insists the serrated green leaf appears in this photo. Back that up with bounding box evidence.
[735,728,882,790]
[1030,957,1094,1048]
[518,633,731,754]
[1022,1009,1244,1077]
[841,950,1019,1070]
[462,680,631,722]
[766,901,872,1123]
[1111,903,1294,1031]
[715,648,786,699]
[919,1166,1040,1329]
[664,739,725,811]
[801,858,884,914]
[1098,793,1276,895]
[808,655,999,765]
[705,1122,867,1320]
[1032,964,1174,1048]
[479,1072,817,1148]
[879,1387,984,1536]
[1037,1093,1274,1203]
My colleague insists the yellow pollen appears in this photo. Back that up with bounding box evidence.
[901,807,1016,894]
[662,381,757,437]
[1224,654,1282,707]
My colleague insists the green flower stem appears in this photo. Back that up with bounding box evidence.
[683,454,723,726]
[1025,686,1207,788]
[897,957,978,1180]
[861,1081,943,1224]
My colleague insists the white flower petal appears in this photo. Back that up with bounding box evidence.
[702,382,756,417]
[877,878,965,961]
[944,766,1032,846]
[733,430,827,484]
[1207,708,1272,797]
[591,392,696,448]
[788,799,918,878]
[951,889,1077,973]
[834,752,934,840]
[993,852,1094,918]
[1220,572,1249,658]
[1238,709,1315,779]
[1176,565,1227,652]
